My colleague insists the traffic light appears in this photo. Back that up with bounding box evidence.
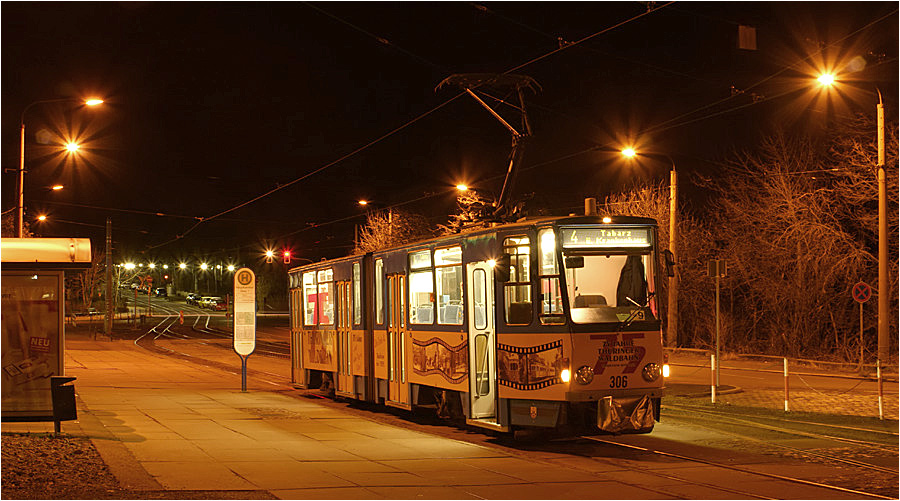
[265,250,274,264]
[283,250,291,264]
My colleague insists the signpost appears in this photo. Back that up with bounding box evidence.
[708,259,727,389]
[233,268,256,392]
[852,281,872,370]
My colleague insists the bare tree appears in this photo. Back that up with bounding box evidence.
[354,209,433,254]
[704,124,896,359]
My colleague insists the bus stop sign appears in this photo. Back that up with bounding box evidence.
[852,281,872,304]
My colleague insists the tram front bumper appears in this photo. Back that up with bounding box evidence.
[597,394,656,433]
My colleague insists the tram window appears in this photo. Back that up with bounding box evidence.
[352,262,361,326]
[317,269,334,325]
[375,259,384,324]
[473,269,487,330]
[503,236,533,325]
[409,250,434,324]
[566,253,656,324]
[303,271,317,326]
[538,229,565,324]
[435,246,463,325]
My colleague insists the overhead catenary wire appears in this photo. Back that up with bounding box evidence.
[146,3,675,250]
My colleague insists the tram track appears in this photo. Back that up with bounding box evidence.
[579,435,894,499]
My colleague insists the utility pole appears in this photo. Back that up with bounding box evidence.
[876,91,888,363]
[105,217,113,338]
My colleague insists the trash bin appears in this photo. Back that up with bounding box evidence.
[50,376,77,435]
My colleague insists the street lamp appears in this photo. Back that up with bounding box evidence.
[817,74,889,363]
[621,148,679,348]
[17,97,104,237]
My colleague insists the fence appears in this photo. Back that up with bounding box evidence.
[666,348,899,420]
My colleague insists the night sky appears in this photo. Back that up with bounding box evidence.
[3,2,897,264]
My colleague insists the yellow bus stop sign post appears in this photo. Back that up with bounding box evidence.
[233,268,256,392]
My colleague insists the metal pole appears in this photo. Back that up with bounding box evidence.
[715,263,721,388]
[877,359,884,420]
[859,301,864,369]
[18,122,26,238]
[876,92,888,364]
[710,353,716,404]
[783,357,790,412]
[241,355,248,392]
[105,218,112,338]
[667,165,678,347]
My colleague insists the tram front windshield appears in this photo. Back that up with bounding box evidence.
[559,227,657,326]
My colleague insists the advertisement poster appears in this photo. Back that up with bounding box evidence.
[1,273,63,417]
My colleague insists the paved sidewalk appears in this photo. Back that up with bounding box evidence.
[3,337,884,499]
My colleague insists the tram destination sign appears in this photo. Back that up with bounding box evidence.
[561,227,651,249]
[233,268,256,356]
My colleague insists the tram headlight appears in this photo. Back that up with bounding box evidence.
[642,363,662,382]
[560,369,571,383]
[574,365,594,385]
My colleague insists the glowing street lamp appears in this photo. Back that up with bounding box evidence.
[200,263,208,271]
[456,184,469,192]
[51,184,64,191]
[179,263,187,270]
[17,97,104,237]
[621,148,679,350]
[65,142,80,153]
[124,262,136,270]
[816,73,888,363]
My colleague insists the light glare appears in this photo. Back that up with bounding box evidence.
[85,99,104,106]
[65,142,80,153]
[621,148,636,158]
[817,73,835,86]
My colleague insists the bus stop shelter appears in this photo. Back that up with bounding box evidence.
[1,237,91,427]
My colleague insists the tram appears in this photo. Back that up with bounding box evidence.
[288,210,668,435]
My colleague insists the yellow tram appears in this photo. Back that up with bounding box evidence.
[288,214,668,434]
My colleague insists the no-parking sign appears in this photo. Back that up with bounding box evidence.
[852,281,872,304]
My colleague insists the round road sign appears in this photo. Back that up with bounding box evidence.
[852,281,872,304]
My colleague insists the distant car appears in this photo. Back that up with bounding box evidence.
[211,298,227,311]
[199,296,216,309]
[186,293,201,305]
[153,287,168,297]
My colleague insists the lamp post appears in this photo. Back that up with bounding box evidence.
[17,98,103,237]
[876,89,888,363]
[817,75,889,363]
[622,148,678,348]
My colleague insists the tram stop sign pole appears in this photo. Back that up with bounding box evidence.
[233,268,257,392]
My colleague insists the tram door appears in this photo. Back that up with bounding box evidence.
[466,261,497,420]
[386,275,409,408]
[335,281,353,396]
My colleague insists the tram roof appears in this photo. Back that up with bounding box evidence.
[289,214,657,273]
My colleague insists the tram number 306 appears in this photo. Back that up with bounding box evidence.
[609,375,628,388]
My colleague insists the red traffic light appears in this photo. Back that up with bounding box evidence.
[283,250,291,264]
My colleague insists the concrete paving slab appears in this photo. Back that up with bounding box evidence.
[463,480,673,499]
[112,431,184,442]
[410,468,525,486]
[385,437,506,459]
[224,461,354,490]
[310,461,402,474]
[380,458,483,472]
[737,478,862,500]
[271,486,384,499]
[272,441,366,461]
[124,440,213,462]
[363,485,481,499]
[327,439,430,461]
[141,461,257,490]
[328,471,429,487]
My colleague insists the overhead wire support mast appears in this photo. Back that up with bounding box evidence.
[437,73,540,222]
